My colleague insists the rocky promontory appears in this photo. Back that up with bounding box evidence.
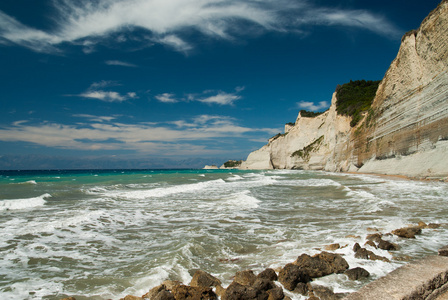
[240,0,448,179]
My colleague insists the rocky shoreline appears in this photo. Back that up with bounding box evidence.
[59,222,446,300]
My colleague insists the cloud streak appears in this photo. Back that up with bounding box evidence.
[297,100,329,111]
[0,0,402,53]
[105,60,137,67]
[76,81,138,102]
[156,88,243,106]
[0,115,278,155]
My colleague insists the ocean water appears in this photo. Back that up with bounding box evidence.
[0,169,447,300]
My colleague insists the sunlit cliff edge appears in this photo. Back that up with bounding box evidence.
[240,0,448,178]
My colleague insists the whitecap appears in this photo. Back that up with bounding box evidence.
[226,175,243,181]
[0,193,51,211]
[16,180,37,185]
[106,179,227,200]
[223,190,261,209]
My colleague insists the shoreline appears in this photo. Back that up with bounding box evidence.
[343,171,448,183]
[60,222,447,300]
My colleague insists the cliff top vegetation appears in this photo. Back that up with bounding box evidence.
[223,160,242,168]
[299,110,324,118]
[335,80,381,127]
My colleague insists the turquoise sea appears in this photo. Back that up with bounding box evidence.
[1,169,447,299]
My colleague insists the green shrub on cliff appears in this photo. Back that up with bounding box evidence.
[291,135,324,161]
[335,80,381,127]
[223,160,242,168]
[299,110,324,118]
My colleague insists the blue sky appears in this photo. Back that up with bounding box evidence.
[0,0,442,168]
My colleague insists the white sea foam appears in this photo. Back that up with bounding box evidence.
[226,174,243,181]
[101,179,227,200]
[15,180,37,185]
[0,193,50,211]
[223,190,261,209]
[277,178,341,187]
[1,170,447,300]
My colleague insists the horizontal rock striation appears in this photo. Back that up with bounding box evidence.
[240,0,448,178]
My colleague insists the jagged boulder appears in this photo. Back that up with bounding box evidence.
[391,227,422,238]
[377,239,399,251]
[163,281,183,291]
[121,296,143,300]
[366,233,382,243]
[278,263,311,291]
[190,270,221,288]
[354,247,390,262]
[171,285,217,300]
[144,281,183,300]
[257,268,278,281]
[344,268,370,281]
[324,243,341,251]
[234,270,257,286]
[223,269,281,300]
[311,285,345,300]
[364,241,377,249]
[221,282,260,300]
[266,287,284,300]
[252,278,276,292]
[293,252,349,278]
[153,291,175,300]
[439,245,448,256]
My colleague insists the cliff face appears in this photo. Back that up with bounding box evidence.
[240,93,355,171]
[240,0,448,178]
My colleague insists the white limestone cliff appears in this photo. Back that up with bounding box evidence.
[240,93,355,171]
[240,0,448,178]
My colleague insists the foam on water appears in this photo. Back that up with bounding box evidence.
[0,169,447,299]
[0,193,51,211]
[222,190,261,209]
[102,179,227,200]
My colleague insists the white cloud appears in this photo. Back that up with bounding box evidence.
[89,80,120,89]
[73,114,118,122]
[0,116,278,155]
[80,91,137,102]
[198,92,241,106]
[105,60,137,67]
[0,0,402,53]
[152,35,193,52]
[297,101,329,111]
[159,87,244,106]
[155,93,178,103]
[76,81,137,102]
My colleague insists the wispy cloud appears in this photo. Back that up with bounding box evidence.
[80,91,137,102]
[156,87,243,106]
[198,92,241,106]
[77,81,138,102]
[72,114,118,122]
[297,101,329,111]
[152,35,193,52]
[0,115,278,155]
[0,0,402,53]
[155,93,178,103]
[105,60,137,67]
